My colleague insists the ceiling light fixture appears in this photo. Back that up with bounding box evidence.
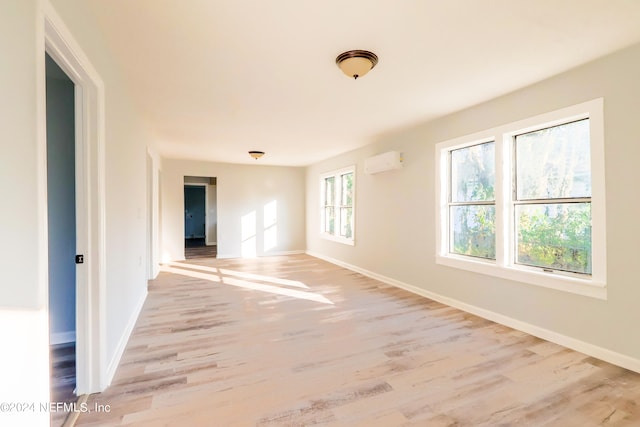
[336,50,378,80]
[249,150,265,160]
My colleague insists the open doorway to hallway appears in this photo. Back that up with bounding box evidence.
[46,53,77,426]
[184,176,217,259]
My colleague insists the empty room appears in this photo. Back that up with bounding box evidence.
[3,1,640,426]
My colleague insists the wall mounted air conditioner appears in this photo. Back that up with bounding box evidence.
[364,151,403,174]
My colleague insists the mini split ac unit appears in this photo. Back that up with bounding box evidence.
[364,151,403,174]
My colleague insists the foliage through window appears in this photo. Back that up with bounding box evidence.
[514,119,592,274]
[449,141,496,259]
[436,99,606,298]
[321,166,355,244]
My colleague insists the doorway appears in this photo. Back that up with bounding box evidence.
[185,185,206,241]
[43,7,106,398]
[46,53,77,421]
[184,176,217,259]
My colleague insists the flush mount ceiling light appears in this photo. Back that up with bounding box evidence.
[248,150,265,160]
[336,50,378,80]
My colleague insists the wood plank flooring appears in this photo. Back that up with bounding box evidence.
[50,342,76,426]
[75,254,640,426]
[185,238,217,259]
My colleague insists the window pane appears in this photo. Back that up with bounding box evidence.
[515,119,591,200]
[450,205,495,259]
[341,172,353,206]
[339,207,353,238]
[451,142,495,202]
[324,207,335,234]
[516,203,591,274]
[324,176,335,206]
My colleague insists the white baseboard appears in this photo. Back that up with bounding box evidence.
[217,250,305,260]
[265,250,305,256]
[50,331,76,345]
[306,250,640,374]
[104,289,147,386]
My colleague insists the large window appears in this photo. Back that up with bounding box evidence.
[514,119,592,275]
[320,166,355,245]
[436,99,606,299]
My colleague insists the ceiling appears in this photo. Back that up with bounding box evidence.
[83,0,640,166]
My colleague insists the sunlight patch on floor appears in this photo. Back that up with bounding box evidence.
[160,264,333,305]
[166,261,309,289]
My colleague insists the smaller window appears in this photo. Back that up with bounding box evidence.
[320,166,355,245]
[448,141,496,259]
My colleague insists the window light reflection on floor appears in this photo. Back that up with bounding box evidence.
[160,264,333,305]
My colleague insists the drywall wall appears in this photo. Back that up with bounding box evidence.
[46,54,76,344]
[49,0,155,386]
[162,159,305,261]
[306,42,640,367]
[0,1,50,425]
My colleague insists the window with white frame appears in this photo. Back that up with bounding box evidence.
[449,141,496,259]
[320,166,355,244]
[514,119,592,274]
[436,99,606,299]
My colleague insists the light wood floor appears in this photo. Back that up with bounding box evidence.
[50,342,76,426]
[76,254,640,426]
[185,238,217,259]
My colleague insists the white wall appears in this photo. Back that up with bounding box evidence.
[306,42,640,369]
[162,159,305,261]
[49,0,154,381]
[0,3,159,422]
[0,1,50,425]
[46,56,76,344]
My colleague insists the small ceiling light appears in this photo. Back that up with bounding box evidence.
[336,50,378,80]
[249,150,265,160]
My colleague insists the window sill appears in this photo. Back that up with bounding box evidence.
[320,233,355,246]
[435,254,606,300]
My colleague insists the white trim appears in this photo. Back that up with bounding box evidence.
[50,331,76,345]
[435,99,606,299]
[217,249,305,259]
[264,250,305,256]
[320,232,355,246]
[206,182,217,247]
[306,251,640,374]
[146,148,161,280]
[41,0,107,394]
[105,290,147,386]
[319,165,356,246]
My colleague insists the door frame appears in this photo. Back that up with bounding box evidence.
[39,3,107,394]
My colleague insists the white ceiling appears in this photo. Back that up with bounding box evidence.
[85,0,640,166]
